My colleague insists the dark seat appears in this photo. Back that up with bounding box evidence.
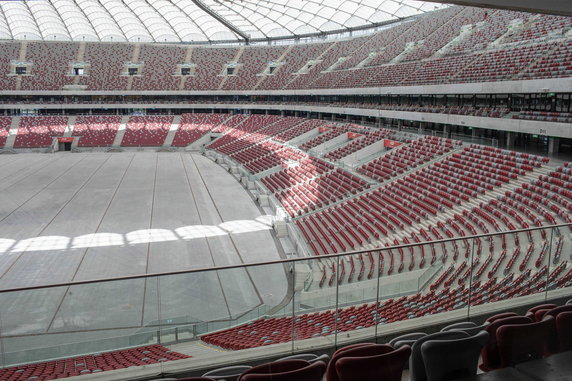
[539,305,572,355]
[410,331,469,381]
[326,342,377,381]
[240,360,326,381]
[277,353,330,364]
[421,330,489,381]
[555,311,572,352]
[389,332,427,348]
[497,315,554,367]
[334,345,411,381]
[486,312,519,323]
[480,315,532,371]
[238,359,309,380]
[448,322,490,337]
[441,322,478,332]
[203,365,252,381]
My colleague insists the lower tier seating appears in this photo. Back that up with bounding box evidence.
[0,345,190,381]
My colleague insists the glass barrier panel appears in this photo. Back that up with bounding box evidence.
[0,277,157,368]
[292,256,340,353]
[190,261,292,363]
[546,225,572,303]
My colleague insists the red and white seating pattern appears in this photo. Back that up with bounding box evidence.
[171,113,227,147]
[256,43,332,90]
[20,42,78,90]
[0,42,19,90]
[121,115,174,147]
[452,43,555,83]
[273,119,328,144]
[505,14,572,43]
[131,45,186,90]
[401,7,490,62]
[183,47,238,90]
[0,345,189,381]
[74,115,122,147]
[519,40,572,80]
[79,44,133,90]
[14,116,68,148]
[222,46,286,90]
[358,136,458,182]
[447,10,532,55]
[0,116,11,148]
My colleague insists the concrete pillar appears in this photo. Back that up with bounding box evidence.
[397,119,403,131]
[281,110,285,117]
[506,132,516,149]
[331,114,335,121]
[443,124,450,138]
[361,116,367,124]
[346,114,351,121]
[472,127,478,139]
[295,111,299,117]
[318,112,322,119]
[548,137,560,155]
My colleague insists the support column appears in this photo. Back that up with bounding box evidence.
[397,119,403,131]
[548,137,560,155]
[331,114,335,121]
[443,124,450,138]
[506,131,516,149]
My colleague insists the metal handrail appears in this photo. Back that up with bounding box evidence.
[0,223,569,293]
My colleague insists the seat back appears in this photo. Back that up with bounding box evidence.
[497,316,554,367]
[556,311,572,352]
[410,331,469,381]
[203,365,253,381]
[238,360,309,381]
[389,332,427,348]
[449,322,489,337]
[240,360,326,381]
[334,345,411,381]
[481,315,532,371]
[326,343,380,381]
[421,331,489,381]
[486,312,518,323]
[441,322,477,332]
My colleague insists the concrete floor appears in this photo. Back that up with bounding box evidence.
[0,152,288,356]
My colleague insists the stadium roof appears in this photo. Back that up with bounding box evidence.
[0,0,448,44]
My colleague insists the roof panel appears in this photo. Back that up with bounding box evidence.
[0,0,449,42]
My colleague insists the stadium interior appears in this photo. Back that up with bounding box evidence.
[0,0,571,380]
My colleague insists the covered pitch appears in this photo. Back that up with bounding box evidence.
[0,152,288,355]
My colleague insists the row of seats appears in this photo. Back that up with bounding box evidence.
[357,136,459,182]
[324,128,396,161]
[0,345,189,381]
[201,267,571,350]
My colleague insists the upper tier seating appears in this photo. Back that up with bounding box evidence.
[222,46,286,90]
[0,8,570,92]
[13,116,68,148]
[79,44,133,90]
[183,47,238,90]
[74,115,122,147]
[20,42,78,91]
[0,42,19,90]
[0,116,11,148]
[131,45,186,90]
[0,345,189,381]
[121,115,174,147]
